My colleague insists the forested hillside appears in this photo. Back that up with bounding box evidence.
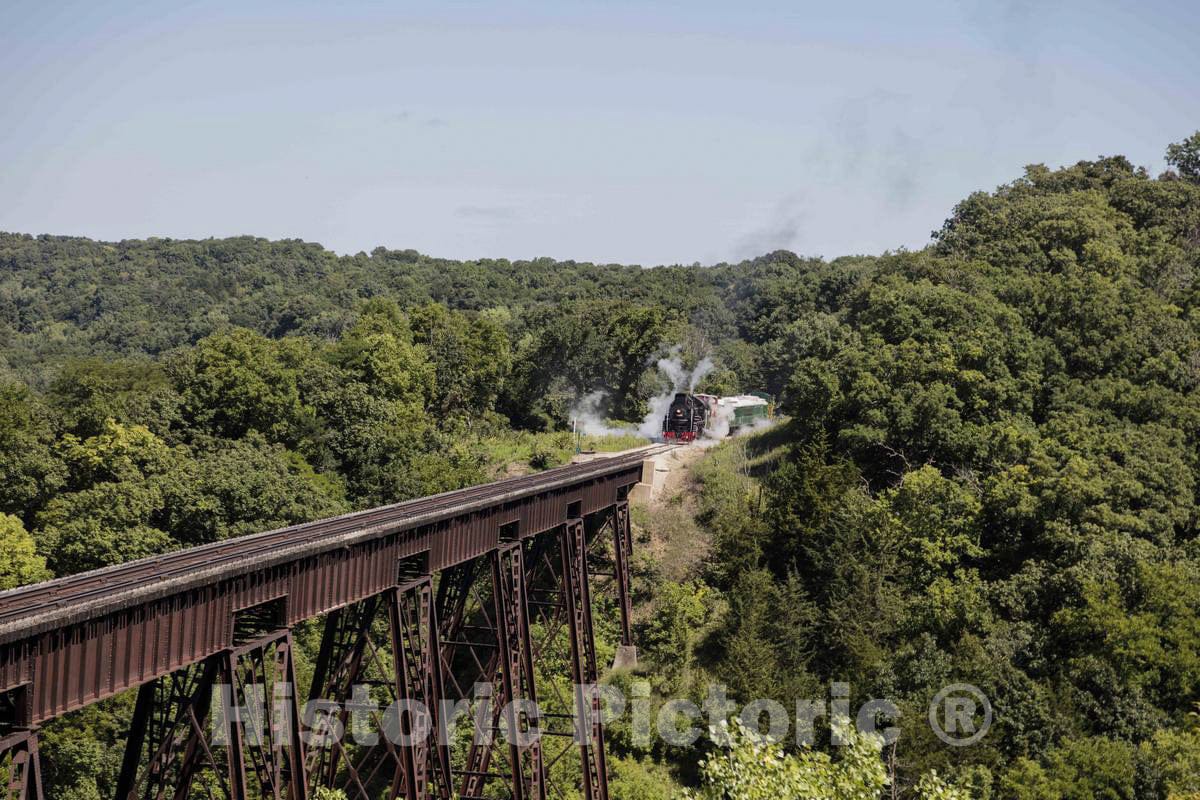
[2,133,1200,798]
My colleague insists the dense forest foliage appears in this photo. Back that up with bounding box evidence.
[2,132,1200,798]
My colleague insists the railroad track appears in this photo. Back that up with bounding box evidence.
[0,444,673,638]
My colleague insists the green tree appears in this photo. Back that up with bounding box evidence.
[603,303,675,420]
[312,381,482,507]
[36,482,176,575]
[1001,736,1136,800]
[331,300,434,406]
[639,579,712,689]
[884,465,982,589]
[160,434,347,545]
[410,303,512,423]
[0,513,52,588]
[719,570,784,702]
[313,790,349,800]
[1166,131,1200,182]
[35,420,181,574]
[760,446,904,676]
[48,359,182,438]
[608,756,678,800]
[1138,726,1200,798]
[690,719,969,800]
[0,383,66,519]
[171,328,316,444]
[1054,561,1200,721]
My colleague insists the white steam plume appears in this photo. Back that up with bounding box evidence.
[704,407,731,440]
[696,406,776,448]
[570,351,765,445]
[570,391,634,437]
[636,352,715,440]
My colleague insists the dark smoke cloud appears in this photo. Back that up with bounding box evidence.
[732,194,806,260]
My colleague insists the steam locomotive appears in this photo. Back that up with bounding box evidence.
[661,392,772,443]
[661,393,716,442]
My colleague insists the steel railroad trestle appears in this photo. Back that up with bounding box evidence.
[0,447,662,800]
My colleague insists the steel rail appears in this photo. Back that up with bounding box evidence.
[3,446,655,606]
[0,445,670,645]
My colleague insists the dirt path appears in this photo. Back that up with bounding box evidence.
[632,444,711,582]
[570,442,712,581]
[570,442,702,508]
[649,444,706,506]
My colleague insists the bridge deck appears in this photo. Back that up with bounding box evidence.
[0,445,669,724]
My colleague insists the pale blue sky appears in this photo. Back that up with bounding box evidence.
[1,1,1197,265]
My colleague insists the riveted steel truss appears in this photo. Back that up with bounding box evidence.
[304,577,452,800]
[115,629,306,800]
[0,730,43,800]
[1,486,641,800]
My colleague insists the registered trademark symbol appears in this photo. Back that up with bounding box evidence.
[928,683,992,746]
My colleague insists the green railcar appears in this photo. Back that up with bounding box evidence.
[722,394,772,432]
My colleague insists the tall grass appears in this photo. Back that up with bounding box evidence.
[478,430,649,475]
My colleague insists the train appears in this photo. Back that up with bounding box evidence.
[662,393,711,442]
[661,392,772,443]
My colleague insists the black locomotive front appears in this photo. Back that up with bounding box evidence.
[662,392,707,442]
